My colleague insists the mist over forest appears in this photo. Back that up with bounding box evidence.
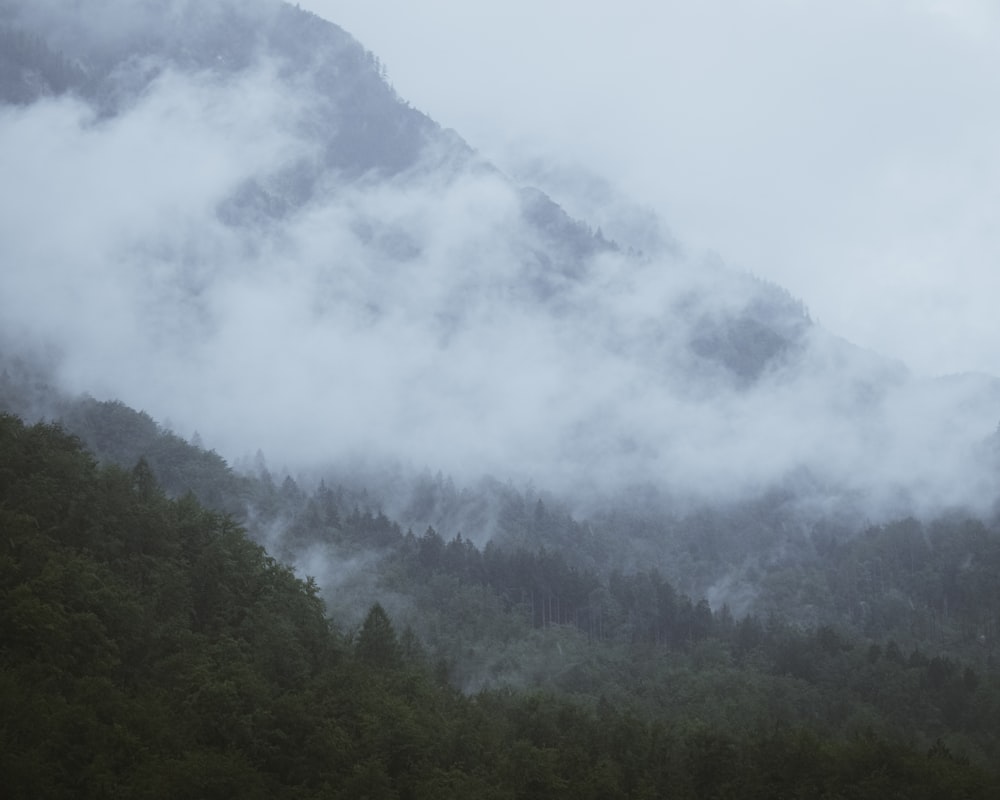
[3,0,998,525]
[3,2,1000,794]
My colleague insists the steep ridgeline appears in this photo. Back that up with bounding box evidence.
[0,0,604,259]
[1,0,998,522]
[1,0,431,173]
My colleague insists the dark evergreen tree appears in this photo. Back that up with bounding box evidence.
[355,602,402,669]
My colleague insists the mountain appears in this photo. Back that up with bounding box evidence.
[1,0,998,525]
[4,7,1000,786]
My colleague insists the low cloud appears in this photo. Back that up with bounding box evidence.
[2,3,998,529]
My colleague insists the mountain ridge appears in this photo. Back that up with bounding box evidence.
[0,0,996,520]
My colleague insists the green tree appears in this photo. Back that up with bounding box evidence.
[355,603,402,669]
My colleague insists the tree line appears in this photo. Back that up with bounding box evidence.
[2,412,998,796]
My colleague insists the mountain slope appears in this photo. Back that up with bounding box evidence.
[0,0,996,522]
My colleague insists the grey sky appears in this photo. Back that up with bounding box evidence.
[302,0,1000,378]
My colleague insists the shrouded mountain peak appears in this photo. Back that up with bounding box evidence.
[0,0,996,519]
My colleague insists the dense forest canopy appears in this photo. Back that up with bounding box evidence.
[2,411,999,797]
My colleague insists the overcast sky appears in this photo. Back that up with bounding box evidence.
[299,0,1000,378]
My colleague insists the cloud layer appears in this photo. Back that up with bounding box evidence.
[304,0,1000,378]
[1,1,998,525]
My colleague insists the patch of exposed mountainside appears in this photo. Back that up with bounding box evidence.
[0,0,612,259]
[0,24,87,103]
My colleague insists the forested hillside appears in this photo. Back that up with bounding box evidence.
[2,412,998,797]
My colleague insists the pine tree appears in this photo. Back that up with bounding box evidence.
[355,603,401,668]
